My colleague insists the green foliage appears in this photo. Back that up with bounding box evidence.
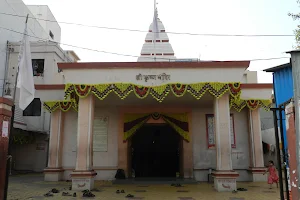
[289,1,300,48]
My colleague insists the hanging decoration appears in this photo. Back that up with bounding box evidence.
[43,100,78,113]
[64,82,241,102]
[123,114,151,141]
[123,113,190,142]
[230,97,272,112]
[43,82,271,113]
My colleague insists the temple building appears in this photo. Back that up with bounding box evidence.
[38,9,273,192]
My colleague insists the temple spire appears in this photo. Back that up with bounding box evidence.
[153,0,158,61]
[137,1,176,62]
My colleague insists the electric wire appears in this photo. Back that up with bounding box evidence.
[0,26,291,62]
[0,12,294,37]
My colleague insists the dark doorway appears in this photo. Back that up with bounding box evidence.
[131,124,181,178]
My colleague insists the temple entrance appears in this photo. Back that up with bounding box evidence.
[131,124,181,178]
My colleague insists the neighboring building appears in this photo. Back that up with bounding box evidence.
[260,100,278,167]
[264,63,293,153]
[0,0,79,172]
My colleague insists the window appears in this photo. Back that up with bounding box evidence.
[206,114,236,148]
[49,31,54,39]
[32,59,44,76]
[23,98,41,116]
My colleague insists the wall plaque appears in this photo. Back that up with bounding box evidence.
[93,116,108,152]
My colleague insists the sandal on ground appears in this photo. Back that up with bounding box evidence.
[232,190,238,193]
[116,190,120,194]
[175,184,182,187]
[44,192,53,197]
[51,188,59,193]
[121,190,125,193]
[83,191,95,197]
[82,189,89,193]
[237,188,247,191]
[126,194,134,198]
[69,186,72,190]
[73,192,77,197]
[62,192,72,196]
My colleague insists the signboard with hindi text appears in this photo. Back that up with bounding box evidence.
[93,116,108,152]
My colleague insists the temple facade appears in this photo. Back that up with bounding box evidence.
[38,61,273,192]
[36,10,273,193]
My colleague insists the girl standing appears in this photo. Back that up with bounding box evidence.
[263,160,279,189]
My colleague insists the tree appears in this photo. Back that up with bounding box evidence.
[289,1,300,48]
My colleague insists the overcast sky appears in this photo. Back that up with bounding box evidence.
[23,0,300,83]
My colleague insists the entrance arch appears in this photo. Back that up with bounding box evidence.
[131,123,181,178]
[117,106,193,179]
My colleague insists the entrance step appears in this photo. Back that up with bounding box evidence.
[113,178,198,185]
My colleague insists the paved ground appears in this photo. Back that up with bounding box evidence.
[7,174,281,200]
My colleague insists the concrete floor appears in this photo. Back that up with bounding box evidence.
[7,174,281,200]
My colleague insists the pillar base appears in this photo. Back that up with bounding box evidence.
[71,170,97,191]
[212,171,239,192]
[248,167,267,182]
[44,168,64,181]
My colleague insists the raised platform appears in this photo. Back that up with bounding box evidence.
[113,177,198,185]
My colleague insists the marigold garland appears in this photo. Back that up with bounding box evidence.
[230,97,272,112]
[64,82,241,102]
[43,100,78,113]
[43,82,271,113]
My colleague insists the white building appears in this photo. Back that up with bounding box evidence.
[0,0,79,172]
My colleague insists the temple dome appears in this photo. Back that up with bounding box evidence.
[137,17,176,62]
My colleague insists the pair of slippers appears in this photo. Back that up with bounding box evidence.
[126,194,135,198]
[116,189,125,194]
[82,190,96,198]
[62,192,76,197]
[43,188,60,197]
[171,183,183,187]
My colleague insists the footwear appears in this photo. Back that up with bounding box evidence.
[73,192,77,197]
[116,190,120,194]
[69,186,72,190]
[82,189,89,193]
[83,191,95,197]
[62,192,72,196]
[237,188,247,191]
[121,190,125,193]
[126,194,134,198]
[232,190,238,193]
[44,192,53,197]
[51,188,59,193]
[175,184,182,187]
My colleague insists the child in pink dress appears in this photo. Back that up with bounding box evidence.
[263,160,279,189]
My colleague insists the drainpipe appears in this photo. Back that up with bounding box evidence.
[279,107,290,200]
[287,50,300,192]
[2,41,11,96]
[271,108,284,200]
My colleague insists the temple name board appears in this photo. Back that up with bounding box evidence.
[136,73,171,82]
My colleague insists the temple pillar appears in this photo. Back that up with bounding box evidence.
[248,109,267,182]
[0,97,13,200]
[212,94,239,192]
[44,109,65,181]
[71,95,97,191]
